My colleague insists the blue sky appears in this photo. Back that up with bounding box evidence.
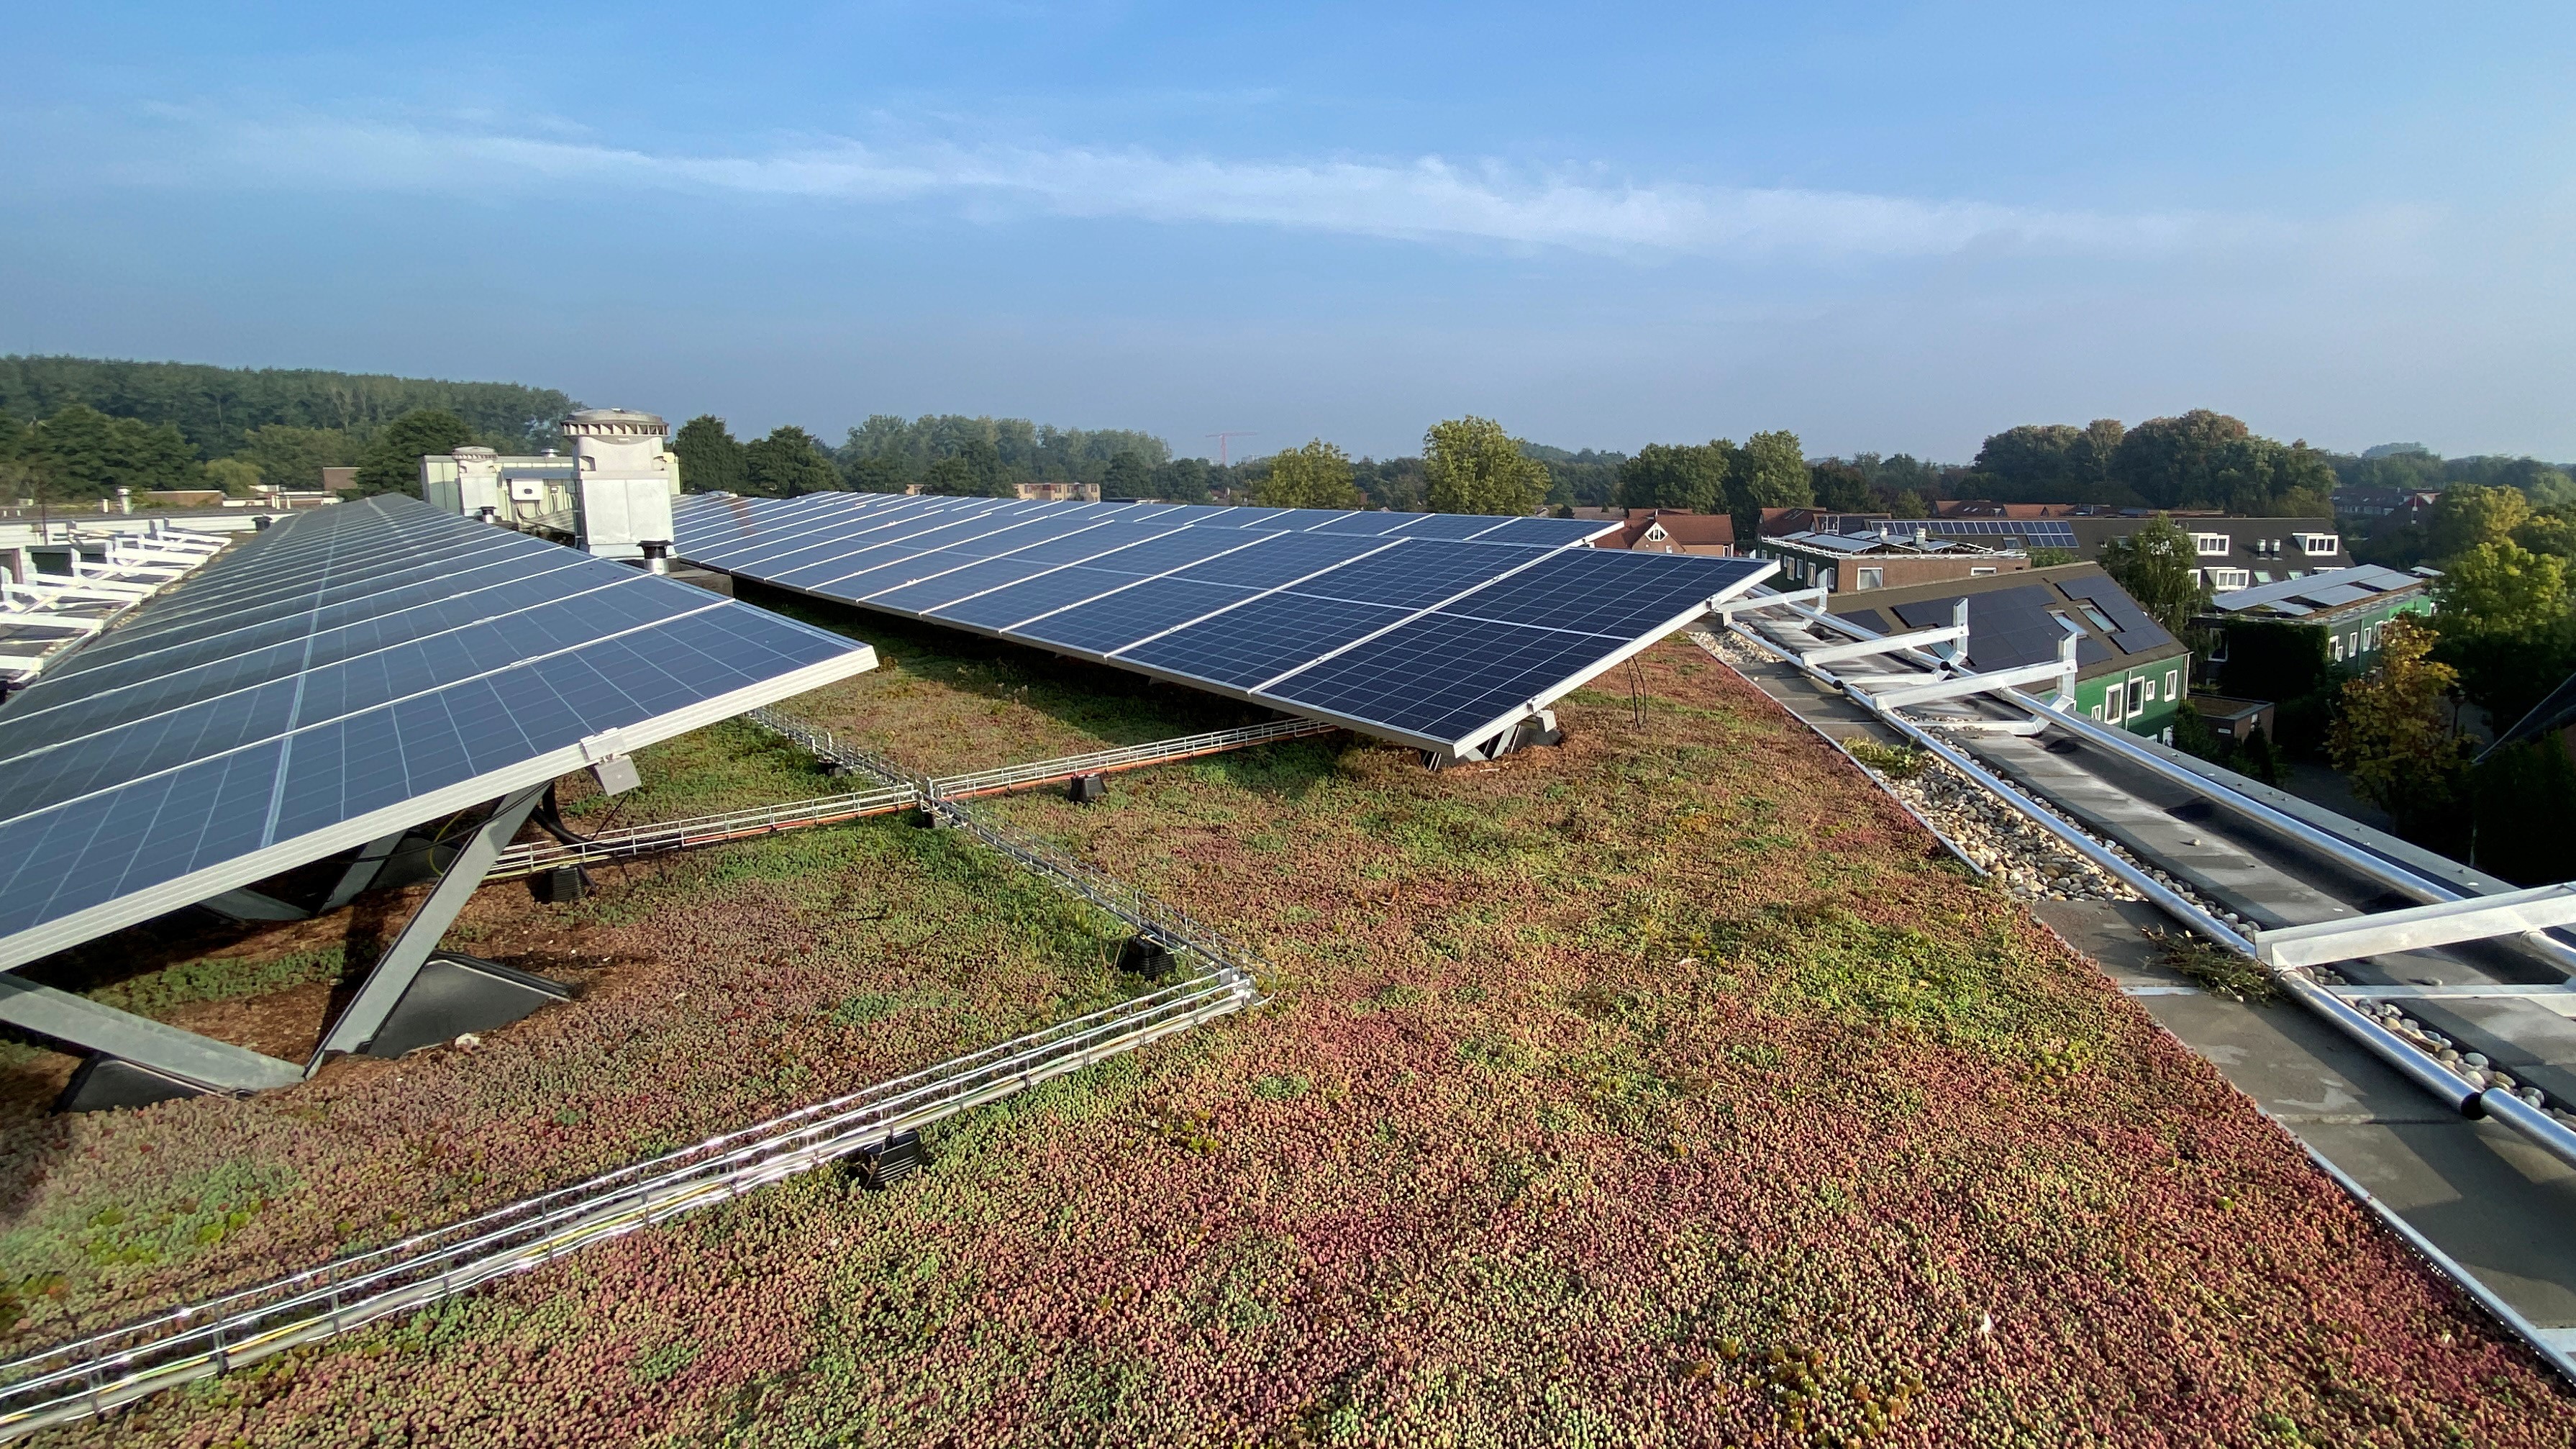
[5,2,2572,462]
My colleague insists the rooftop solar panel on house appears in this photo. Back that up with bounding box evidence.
[675,491,1769,755]
[0,496,879,973]
[2054,574,2177,650]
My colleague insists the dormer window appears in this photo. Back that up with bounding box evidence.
[2193,533,2232,555]
[2293,532,2340,555]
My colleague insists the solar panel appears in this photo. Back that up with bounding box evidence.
[0,496,879,971]
[2054,574,2177,651]
[675,491,1767,754]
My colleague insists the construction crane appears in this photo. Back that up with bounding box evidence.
[1203,432,1258,467]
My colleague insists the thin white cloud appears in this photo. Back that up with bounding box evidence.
[145,112,2244,261]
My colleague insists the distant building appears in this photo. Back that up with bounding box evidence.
[1593,509,1734,555]
[320,466,358,493]
[1751,524,2029,594]
[2333,484,2441,525]
[1754,508,2352,584]
[1015,480,1100,503]
[1825,563,2193,738]
[2195,565,2435,696]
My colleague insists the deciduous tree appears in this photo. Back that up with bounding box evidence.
[1424,417,1549,516]
[202,458,261,496]
[2097,514,2211,637]
[2329,616,2470,837]
[1617,442,1726,513]
[2424,484,2532,562]
[671,414,747,494]
[354,408,473,496]
[1103,451,1155,499]
[1256,440,1363,509]
[742,425,839,497]
[1725,430,1810,539]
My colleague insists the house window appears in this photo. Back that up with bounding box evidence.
[2142,678,2157,704]
[2206,630,2229,663]
[1857,567,1884,590]
[2193,533,2231,555]
[2090,704,2104,722]
[2126,678,2145,714]
[2206,568,2249,590]
[2103,686,2125,722]
[2295,532,2341,555]
[1970,566,1996,576]
[2330,634,2345,663]
[2165,668,2180,698]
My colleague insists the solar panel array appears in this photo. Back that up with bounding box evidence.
[1919,519,2080,546]
[1892,585,2114,672]
[2054,573,2177,650]
[0,496,878,969]
[673,491,1772,752]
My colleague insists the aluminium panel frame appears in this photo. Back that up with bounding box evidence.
[0,648,878,974]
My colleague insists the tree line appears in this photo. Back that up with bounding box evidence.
[0,356,574,504]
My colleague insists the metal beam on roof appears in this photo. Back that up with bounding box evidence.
[314,784,552,1061]
[2252,884,2576,970]
[0,973,305,1094]
[1799,624,1967,668]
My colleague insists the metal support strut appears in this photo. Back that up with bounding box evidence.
[311,784,557,1064]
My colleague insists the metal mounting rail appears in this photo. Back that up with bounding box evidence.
[936,717,1339,799]
[489,784,920,880]
[747,707,1274,973]
[0,972,1256,1440]
[486,716,1339,882]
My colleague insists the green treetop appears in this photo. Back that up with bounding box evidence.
[672,415,748,494]
[1616,442,1727,513]
[744,425,842,497]
[1256,440,1364,510]
[2097,513,2213,636]
[1424,417,1549,516]
[354,409,474,496]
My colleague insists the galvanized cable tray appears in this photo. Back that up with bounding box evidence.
[489,783,919,879]
[0,710,1283,1438]
[0,971,1255,1439]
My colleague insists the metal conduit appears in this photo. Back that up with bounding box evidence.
[0,973,1257,1438]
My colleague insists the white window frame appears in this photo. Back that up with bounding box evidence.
[1857,566,1884,590]
[2103,686,2125,722]
[2165,668,2180,698]
[2295,532,2341,555]
[2330,634,2345,663]
[2206,568,2249,590]
[2126,678,2145,714]
[2193,533,2232,555]
[1970,566,1996,576]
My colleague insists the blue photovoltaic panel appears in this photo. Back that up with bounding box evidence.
[673,491,1769,750]
[1440,549,1744,638]
[1288,540,1549,612]
[1014,578,1260,653]
[1267,614,1623,742]
[1163,532,1388,589]
[862,556,1060,612]
[0,496,878,968]
[930,566,1138,628]
[2054,573,2177,651]
[1117,594,1415,687]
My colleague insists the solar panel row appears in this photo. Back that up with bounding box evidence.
[673,491,1773,753]
[0,496,879,970]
